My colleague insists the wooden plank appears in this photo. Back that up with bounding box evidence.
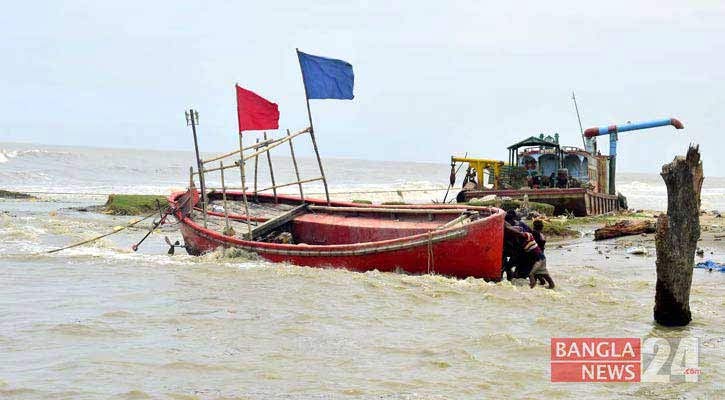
[436,212,471,230]
[248,203,309,239]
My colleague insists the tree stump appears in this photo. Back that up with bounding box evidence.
[654,145,704,327]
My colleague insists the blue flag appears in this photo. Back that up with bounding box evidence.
[297,50,354,100]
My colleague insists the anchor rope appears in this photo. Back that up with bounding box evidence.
[43,211,158,254]
[39,191,195,255]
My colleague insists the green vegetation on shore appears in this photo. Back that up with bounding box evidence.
[104,194,168,215]
[540,220,580,238]
[467,198,555,216]
[0,189,35,199]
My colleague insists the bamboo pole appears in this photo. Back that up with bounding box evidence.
[194,127,311,175]
[253,138,260,202]
[238,133,252,238]
[264,131,278,203]
[194,163,241,175]
[187,109,207,228]
[204,186,248,191]
[257,177,324,193]
[219,161,234,236]
[309,131,330,205]
[296,49,331,205]
[242,127,309,161]
[202,139,275,164]
[287,128,304,201]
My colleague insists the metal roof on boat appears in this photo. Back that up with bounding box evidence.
[507,136,561,150]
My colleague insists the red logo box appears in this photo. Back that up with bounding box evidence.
[551,338,641,382]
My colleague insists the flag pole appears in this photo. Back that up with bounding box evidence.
[238,131,252,239]
[186,109,207,227]
[296,48,331,205]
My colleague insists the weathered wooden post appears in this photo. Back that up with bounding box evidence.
[654,145,704,326]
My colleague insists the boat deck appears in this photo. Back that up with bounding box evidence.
[190,198,295,239]
[171,190,506,280]
[188,196,483,244]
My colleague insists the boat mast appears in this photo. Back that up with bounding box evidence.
[296,48,331,205]
[186,109,207,227]
[572,92,588,151]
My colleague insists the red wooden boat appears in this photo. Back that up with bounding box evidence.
[169,190,505,280]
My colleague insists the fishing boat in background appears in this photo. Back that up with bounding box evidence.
[450,117,684,216]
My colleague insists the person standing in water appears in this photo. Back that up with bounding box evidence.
[522,231,555,289]
[531,219,551,287]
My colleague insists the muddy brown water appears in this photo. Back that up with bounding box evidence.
[1,144,725,398]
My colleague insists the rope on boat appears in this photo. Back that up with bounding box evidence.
[426,231,435,275]
[43,211,158,254]
[191,227,467,257]
[40,191,192,255]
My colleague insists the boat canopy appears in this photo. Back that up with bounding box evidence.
[507,135,563,169]
[506,136,560,150]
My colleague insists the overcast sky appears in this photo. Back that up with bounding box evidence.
[2,1,724,175]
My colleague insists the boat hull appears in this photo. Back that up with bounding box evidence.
[461,188,619,216]
[171,192,505,281]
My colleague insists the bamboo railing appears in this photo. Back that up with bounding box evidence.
[188,125,330,235]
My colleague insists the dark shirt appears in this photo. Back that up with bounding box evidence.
[532,230,546,252]
[515,250,542,278]
[515,220,532,234]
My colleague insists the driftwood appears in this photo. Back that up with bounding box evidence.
[654,145,703,327]
[593,219,656,241]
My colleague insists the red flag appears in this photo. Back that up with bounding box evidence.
[236,85,280,132]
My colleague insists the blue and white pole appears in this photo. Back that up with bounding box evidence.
[583,118,684,195]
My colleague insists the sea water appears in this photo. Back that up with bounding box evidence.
[1,143,724,399]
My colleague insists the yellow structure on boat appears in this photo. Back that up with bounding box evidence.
[451,156,505,190]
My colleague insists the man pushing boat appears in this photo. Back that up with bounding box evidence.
[502,211,555,289]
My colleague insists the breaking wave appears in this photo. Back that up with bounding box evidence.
[0,148,74,164]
